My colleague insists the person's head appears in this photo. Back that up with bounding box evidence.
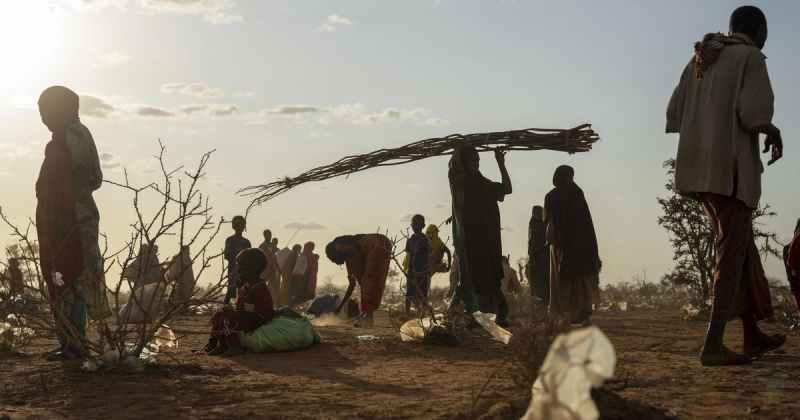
[552,165,575,188]
[292,244,302,254]
[236,248,267,284]
[38,86,79,134]
[425,224,439,238]
[303,241,316,254]
[533,205,544,220]
[411,214,425,233]
[231,216,246,234]
[730,5,767,49]
[272,238,279,247]
[325,236,359,265]
[263,229,272,242]
[450,145,480,175]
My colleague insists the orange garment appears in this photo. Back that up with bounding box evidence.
[345,234,392,312]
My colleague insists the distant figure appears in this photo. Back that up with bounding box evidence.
[205,248,274,356]
[425,224,452,276]
[302,242,320,301]
[785,219,800,308]
[271,237,279,251]
[224,216,251,305]
[124,243,162,290]
[257,229,281,305]
[544,165,600,327]
[405,215,432,316]
[35,86,110,360]
[325,234,392,326]
[167,245,195,306]
[289,244,310,306]
[528,205,550,304]
[6,258,25,297]
[448,146,512,327]
[280,244,302,306]
[666,6,784,366]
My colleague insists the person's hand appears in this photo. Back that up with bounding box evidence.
[763,128,783,165]
[494,149,506,165]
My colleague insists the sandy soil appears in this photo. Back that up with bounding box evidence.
[1,310,798,420]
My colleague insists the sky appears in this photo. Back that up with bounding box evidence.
[1,0,798,290]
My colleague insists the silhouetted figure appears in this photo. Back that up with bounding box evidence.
[326,234,392,327]
[6,258,25,297]
[257,229,281,306]
[224,216,251,305]
[405,214,432,316]
[280,244,302,306]
[36,86,110,360]
[425,224,452,276]
[785,219,800,307]
[167,245,195,306]
[124,243,162,290]
[666,5,784,366]
[302,242,319,302]
[448,146,512,327]
[528,205,550,304]
[205,248,274,356]
[544,166,600,327]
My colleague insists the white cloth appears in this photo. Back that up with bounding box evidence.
[666,38,774,208]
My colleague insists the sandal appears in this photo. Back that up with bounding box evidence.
[700,346,752,367]
[745,334,786,358]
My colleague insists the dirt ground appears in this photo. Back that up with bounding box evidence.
[1,310,799,420]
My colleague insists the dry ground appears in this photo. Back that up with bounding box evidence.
[1,310,799,419]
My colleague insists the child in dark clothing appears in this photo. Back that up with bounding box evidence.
[405,214,431,316]
[205,248,274,356]
[224,216,251,305]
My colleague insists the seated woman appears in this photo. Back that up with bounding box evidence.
[205,248,274,356]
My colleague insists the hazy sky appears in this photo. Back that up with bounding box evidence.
[1,0,798,289]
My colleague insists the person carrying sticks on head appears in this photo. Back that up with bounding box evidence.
[325,234,392,327]
[224,216,251,305]
[544,165,601,327]
[204,248,275,356]
[36,86,111,360]
[666,5,785,366]
[447,146,512,328]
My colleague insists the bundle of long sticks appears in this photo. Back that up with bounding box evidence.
[240,123,599,209]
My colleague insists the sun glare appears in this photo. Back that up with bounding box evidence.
[0,3,64,92]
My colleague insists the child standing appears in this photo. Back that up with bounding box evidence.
[224,216,251,305]
[405,214,431,316]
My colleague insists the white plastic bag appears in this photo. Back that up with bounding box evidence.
[119,283,167,324]
[472,311,513,344]
[399,318,435,342]
[521,326,616,420]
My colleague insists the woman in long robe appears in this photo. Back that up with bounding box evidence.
[448,146,512,326]
[544,165,600,326]
[36,86,109,359]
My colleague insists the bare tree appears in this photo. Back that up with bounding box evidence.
[0,142,228,363]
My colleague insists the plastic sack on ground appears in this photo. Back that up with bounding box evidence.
[521,326,616,420]
[399,317,435,342]
[240,309,320,353]
[0,314,35,352]
[472,311,512,344]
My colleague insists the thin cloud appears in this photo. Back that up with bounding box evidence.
[137,0,242,24]
[98,51,131,66]
[137,106,174,118]
[319,14,353,32]
[80,95,116,118]
[179,104,209,115]
[210,104,239,116]
[266,105,321,115]
[232,90,255,98]
[161,82,224,98]
[100,152,121,169]
[284,222,327,231]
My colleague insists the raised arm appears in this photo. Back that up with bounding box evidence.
[495,150,512,195]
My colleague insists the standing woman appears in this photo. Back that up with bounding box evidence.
[36,86,110,360]
[448,146,512,327]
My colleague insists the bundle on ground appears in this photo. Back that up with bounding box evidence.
[240,124,600,208]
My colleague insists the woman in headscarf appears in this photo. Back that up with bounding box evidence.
[36,86,109,360]
[544,165,600,326]
[448,146,512,327]
[425,224,452,276]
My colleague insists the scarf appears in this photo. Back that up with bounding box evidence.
[693,32,754,79]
